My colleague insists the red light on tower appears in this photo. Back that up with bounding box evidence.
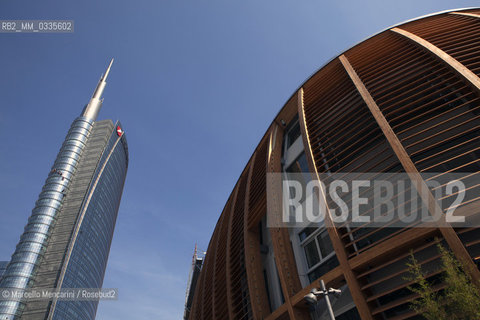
[116,126,123,137]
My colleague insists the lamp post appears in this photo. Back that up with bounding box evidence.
[303,279,341,320]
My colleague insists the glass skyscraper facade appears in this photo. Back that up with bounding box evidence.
[0,60,128,320]
[52,121,128,320]
[0,262,8,282]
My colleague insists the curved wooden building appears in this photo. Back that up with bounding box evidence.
[188,8,480,320]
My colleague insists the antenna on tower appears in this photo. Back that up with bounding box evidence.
[82,58,114,121]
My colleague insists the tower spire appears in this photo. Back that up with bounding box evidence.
[82,58,114,121]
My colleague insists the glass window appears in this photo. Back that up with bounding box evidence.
[285,115,301,149]
[300,228,339,283]
[307,255,339,283]
[336,307,360,320]
[286,153,311,203]
[299,227,316,242]
[286,152,309,174]
[287,122,301,148]
[304,240,320,268]
[317,231,334,258]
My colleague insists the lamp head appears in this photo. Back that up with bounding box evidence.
[303,292,318,305]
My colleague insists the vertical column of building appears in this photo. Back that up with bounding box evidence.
[199,213,220,319]
[231,172,253,319]
[212,199,233,319]
[225,185,240,320]
[267,120,310,320]
[297,87,374,320]
[209,214,223,320]
[243,141,271,320]
[243,152,261,319]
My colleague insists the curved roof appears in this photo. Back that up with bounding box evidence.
[277,7,479,122]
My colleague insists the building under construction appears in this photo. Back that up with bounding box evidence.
[184,246,205,320]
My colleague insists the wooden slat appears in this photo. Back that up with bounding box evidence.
[367,269,443,303]
[371,283,447,315]
[211,214,223,318]
[244,151,271,319]
[264,304,289,320]
[298,86,374,320]
[450,11,480,19]
[247,136,269,230]
[215,205,231,318]
[340,53,480,288]
[391,27,480,92]
[267,121,309,320]
[361,253,441,290]
[226,186,239,320]
[355,232,440,278]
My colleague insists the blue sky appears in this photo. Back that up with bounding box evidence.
[0,0,477,319]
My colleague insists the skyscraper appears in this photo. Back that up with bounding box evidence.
[0,60,129,320]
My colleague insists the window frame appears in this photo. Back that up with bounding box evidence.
[299,227,336,276]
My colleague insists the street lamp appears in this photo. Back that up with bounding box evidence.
[303,279,341,320]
